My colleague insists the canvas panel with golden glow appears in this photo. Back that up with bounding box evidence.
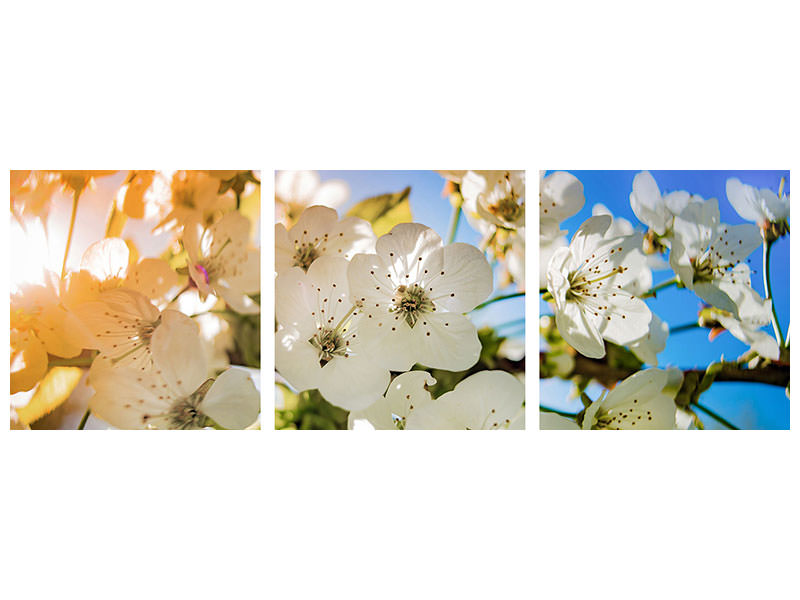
[10,170,261,430]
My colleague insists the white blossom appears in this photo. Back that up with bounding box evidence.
[275,205,375,274]
[275,170,350,225]
[546,215,652,358]
[706,294,780,360]
[88,357,258,430]
[460,170,525,231]
[670,197,762,318]
[184,212,260,314]
[275,256,389,411]
[73,288,204,372]
[726,177,789,229]
[582,368,683,430]
[347,223,493,372]
[630,171,703,239]
[539,171,584,241]
[349,370,524,430]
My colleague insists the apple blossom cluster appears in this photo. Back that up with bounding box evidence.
[10,170,261,430]
[540,171,789,430]
[275,170,526,430]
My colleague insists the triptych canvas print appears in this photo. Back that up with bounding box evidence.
[8,169,789,429]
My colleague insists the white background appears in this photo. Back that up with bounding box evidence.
[1,1,798,599]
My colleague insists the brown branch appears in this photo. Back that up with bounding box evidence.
[540,352,789,389]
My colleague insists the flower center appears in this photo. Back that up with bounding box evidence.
[489,195,523,224]
[391,283,433,328]
[690,251,724,283]
[293,242,320,271]
[168,378,214,429]
[309,327,347,367]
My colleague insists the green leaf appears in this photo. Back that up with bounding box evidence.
[346,186,412,237]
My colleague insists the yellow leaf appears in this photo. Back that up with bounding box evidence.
[346,186,412,237]
[15,367,83,426]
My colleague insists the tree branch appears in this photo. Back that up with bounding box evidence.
[540,352,789,389]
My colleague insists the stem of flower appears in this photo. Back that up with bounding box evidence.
[77,408,91,430]
[445,194,463,245]
[539,406,578,418]
[640,277,679,298]
[670,322,701,334]
[61,187,82,279]
[48,356,96,367]
[473,291,525,311]
[762,239,785,347]
[167,282,192,305]
[693,403,740,430]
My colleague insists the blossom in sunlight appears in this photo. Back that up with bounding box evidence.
[88,355,258,430]
[10,273,94,393]
[275,170,350,226]
[157,170,235,232]
[275,256,389,411]
[460,170,525,231]
[349,370,524,430]
[275,205,376,274]
[184,212,260,314]
[65,238,180,308]
[581,368,683,430]
[726,177,789,241]
[539,171,585,241]
[670,197,763,318]
[629,171,705,244]
[72,288,204,371]
[704,296,780,360]
[546,215,652,359]
[347,223,493,372]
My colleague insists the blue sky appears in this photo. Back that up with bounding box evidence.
[540,170,789,430]
[318,170,525,344]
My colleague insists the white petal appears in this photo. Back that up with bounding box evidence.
[354,311,419,371]
[317,353,389,411]
[275,267,319,339]
[428,243,493,312]
[411,311,481,371]
[376,223,443,278]
[555,299,605,359]
[539,412,580,430]
[150,309,207,396]
[126,258,180,303]
[80,238,129,283]
[305,255,355,326]
[541,171,584,223]
[715,223,761,264]
[630,171,668,235]
[275,170,320,204]
[726,178,764,223]
[384,371,437,419]
[88,360,170,429]
[407,371,523,430]
[598,294,651,346]
[347,253,396,308]
[201,367,259,429]
[275,327,322,392]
